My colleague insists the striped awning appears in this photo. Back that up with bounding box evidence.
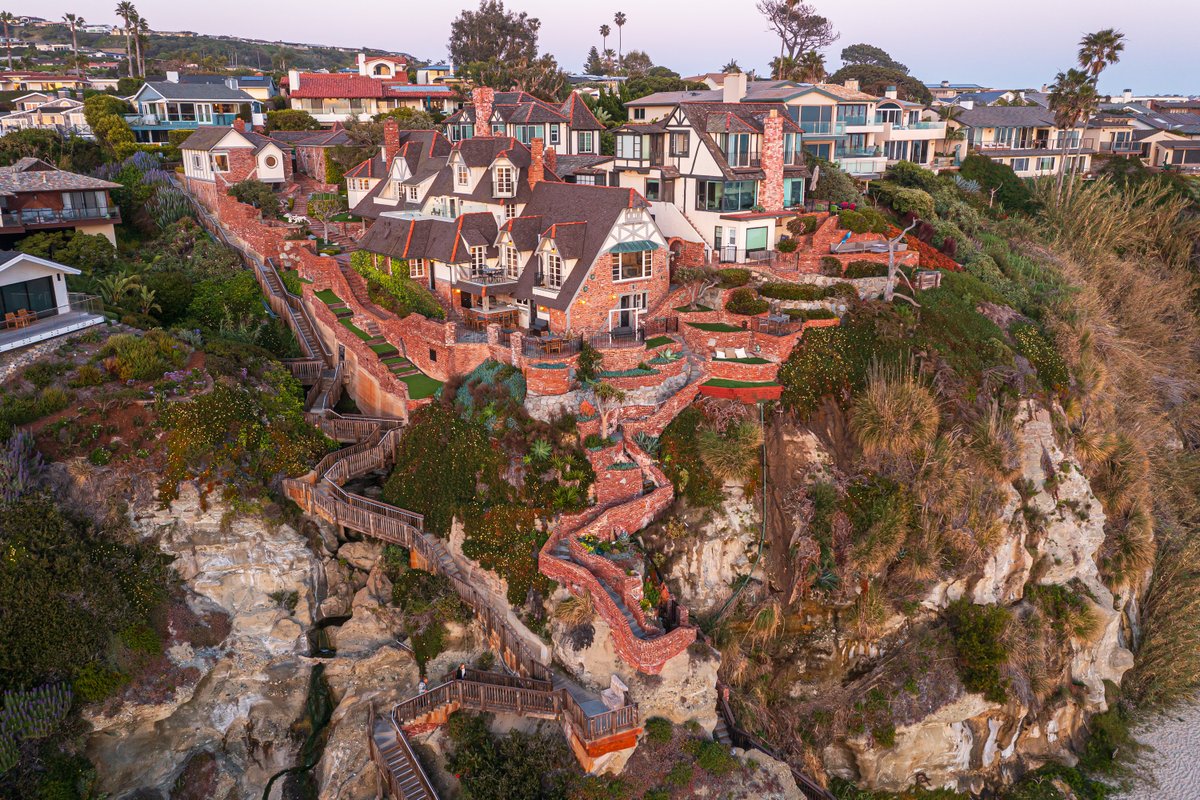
[608,240,660,253]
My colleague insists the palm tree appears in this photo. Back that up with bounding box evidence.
[134,13,149,77]
[97,271,141,307]
[0,12,14,71]
[63,13,83,77]
[769,55,796,81]
[721,60,741,74]
[1072,28,1125,185]
[797,50,825,83]
[599,24,610,71]
[613,12,626,73]
[1049,68,1099,194]
[602,48,616,72]
[115,1,136,78]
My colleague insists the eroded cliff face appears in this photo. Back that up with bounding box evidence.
[812,402,1135,792]
[82,485,438,800]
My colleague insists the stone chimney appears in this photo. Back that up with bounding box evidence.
[844,79,860,92]
[760,110,784,212]
[473,87,495,138]
[543,146,557,178]
[233,117,246,133]
[382,118,400,165]
[885,85,898,100]
[528,137,545,189]
[940,80,950,88]
[288,69,300,92]
[723,72,748,104]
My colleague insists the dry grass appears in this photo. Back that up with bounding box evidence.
[850,362,941,460]
[697,419,763,483]
[553,593,594,626]
[968,401,1021,482]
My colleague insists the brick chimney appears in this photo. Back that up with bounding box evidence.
[233,117,246,133]
[760,110,784,213]
[543,146,557,178]
[528,137,545,189]
[473,87,495,138]
[382,118,400,165]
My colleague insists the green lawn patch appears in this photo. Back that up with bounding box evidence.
[687,322,743,333]
[714,357,771,364]
[675,304,714,312]
[297,276,313,284]
[331,212,361,222]
[703,378,780,388]
[370,343,399,357]
[398,373,443,400]
[339,318,372,341]
[645,336,674,349]
[315,288,342,305]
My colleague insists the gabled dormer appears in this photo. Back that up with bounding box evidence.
[491,157,517,199]
[448,151,478,195]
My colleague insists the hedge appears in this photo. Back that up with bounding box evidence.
[725,288,769,316]
[843,261,888,279]
[760,282,830,301]
[717,268,750,288]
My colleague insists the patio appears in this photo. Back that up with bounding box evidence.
[0,308,105,353]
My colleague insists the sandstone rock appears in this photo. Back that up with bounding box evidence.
[737,747,805,799]
[550,613,720,732]
[663,482,758,613]
[338,540,383,572]
[364,564,393,606]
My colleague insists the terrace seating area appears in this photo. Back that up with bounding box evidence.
[0,297,104,354]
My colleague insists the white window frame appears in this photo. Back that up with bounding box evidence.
[503,202,518,221]
[611,249,653,282]
[470,246,487,274]
[211,152,229,172]
[549,125,560,145]
[616,135,642,159]
[456,164,470,187]
[503,245,521,278]
[578,131,594,152]
[409,258,426,279]
[494,165,515,196]
[407,184,419,202]
[542,251,563,289]
[575,174,596,185]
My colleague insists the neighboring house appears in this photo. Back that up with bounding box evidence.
[179,120,292,189]
[612,85,808,264]
[0,96,89,137]
[127,76,264,144]
[683,73,732,90]
[268,127,353,184]
[442,88,605,156]
[0,73,88,92]
[947,90,1024,107]
[926,81,989,102]
[356,150,669,335]
[950,106,1095,178]
[173,72,279,102]
[0,250,104,353]
[0,158,121,245]
[285,52,456,124]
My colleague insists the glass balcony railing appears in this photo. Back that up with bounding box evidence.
[798,121,845,136]
[838,115,870,127]
[1,207,119,228]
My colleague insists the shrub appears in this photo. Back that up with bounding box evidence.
[945,599,1010,702]
[760,282,828,301]
[725,288,769,316]
[787,215,820,236]
[776,237,799,254]
[228,179,282,219]
[843,261,888,279]
[349,251,444,320]
[576,341,603,384]
[884,160,940,192]
[697,420,763,483]
[820,256,843,277]
[68,364,107,388]
[659,407,725,508]
[1010,322,1069,395]
[100,330,187,381]
[665,762,693,787]
[838,207,889,234]
[872,183,935,220]
[644,716,673,745]
[716,268,750,288]
[779,311,898,418]
[959,154,1036,213]
[685,738,738,776]
[0,388,71,441]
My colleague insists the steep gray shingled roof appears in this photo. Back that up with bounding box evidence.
[954,106,1056,128]
[141,80,255,102]
[0,159,120,194]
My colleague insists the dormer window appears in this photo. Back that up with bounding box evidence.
[616,135,642,159]
[542,251,563,289]
[456,164,470,187]
[494,165,515,197]
[503,202,518,221]
[503,244,521,278]
[406,185,419,202]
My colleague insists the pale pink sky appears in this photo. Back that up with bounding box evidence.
[19,1,1197,95]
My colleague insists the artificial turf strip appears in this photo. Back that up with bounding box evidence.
[339,318,372,341]
[713,357,771,364]
[687,322,744,332]
[315,289,342,305]
[644,336,674,349]
[370,344,399,356]
[703,378,780,388]
[398,373,443,400]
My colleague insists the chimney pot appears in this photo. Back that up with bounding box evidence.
[233,118,246,133]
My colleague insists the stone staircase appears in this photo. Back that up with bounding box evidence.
[550,540,650,640]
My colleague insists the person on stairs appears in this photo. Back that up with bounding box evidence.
[456,663,468,681]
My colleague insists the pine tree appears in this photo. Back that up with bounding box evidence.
[584,46,603,74]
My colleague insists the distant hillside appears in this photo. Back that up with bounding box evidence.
[14,21,417,73]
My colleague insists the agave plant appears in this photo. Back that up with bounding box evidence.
[528,438,552,461]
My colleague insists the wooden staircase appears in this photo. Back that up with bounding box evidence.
[370,708,438,800]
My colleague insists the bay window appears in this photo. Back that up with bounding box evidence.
[611,250,653,282]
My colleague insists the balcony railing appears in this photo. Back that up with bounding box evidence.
[883,120,946,131]
[798,121,846,136]
[124,112,240,128]
[0,206,119,228]
[976,138,1096,152]
[836,146,883,159]
[0,293,104,353]
[1099,140,1144,154]
[838,115,869,127]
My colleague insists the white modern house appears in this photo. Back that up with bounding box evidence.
[0,251,103,353]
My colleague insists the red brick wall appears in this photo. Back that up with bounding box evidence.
[528,137,545,189]
[708,358,779,383]
[525,363,571,395]
[566,248,670,333]
[472,87,494,138]
[668,237,707,269]
[593,466,644,507]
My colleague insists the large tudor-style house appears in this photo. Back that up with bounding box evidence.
[0,158,121,245]
[350,119,668,335]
